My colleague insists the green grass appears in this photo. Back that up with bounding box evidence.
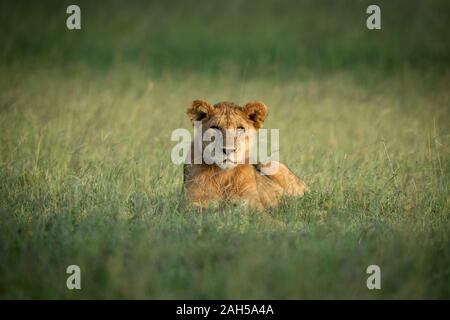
[0,0,449,299]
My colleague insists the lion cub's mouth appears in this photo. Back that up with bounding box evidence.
[217,159,238,170]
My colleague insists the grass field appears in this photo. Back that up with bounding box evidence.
[0,0,449,299]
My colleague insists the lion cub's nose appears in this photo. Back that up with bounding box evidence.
[222,147,235,155]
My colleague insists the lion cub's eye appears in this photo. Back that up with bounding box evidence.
[236,126,245,135]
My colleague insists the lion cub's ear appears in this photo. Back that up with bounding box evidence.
[243,101,268,129]
[187,100,214,124]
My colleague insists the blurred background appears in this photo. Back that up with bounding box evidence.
[2,0,449,77]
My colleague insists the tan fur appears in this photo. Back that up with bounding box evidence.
[183,100,307,210]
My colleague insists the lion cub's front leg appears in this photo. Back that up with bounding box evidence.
[183,164,266,210]
[233,185,265,211]
[184,182,264,211]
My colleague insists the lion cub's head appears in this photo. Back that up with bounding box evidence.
[187,100,268,170]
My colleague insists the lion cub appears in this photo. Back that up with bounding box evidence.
[183,100,307,210]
